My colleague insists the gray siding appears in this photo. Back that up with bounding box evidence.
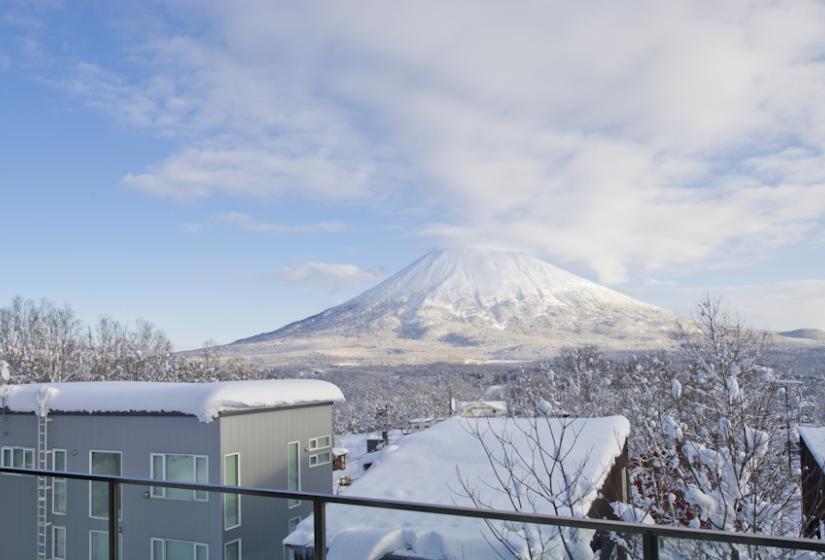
[1,413,222,560]
[0,403,335,560]
[220,404,334,560]
[0,413,37,557]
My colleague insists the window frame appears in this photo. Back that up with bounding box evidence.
[224,538,241,560]
[90,530,106,560]
[52,448,68,515]
[223,452,241,531]
[1,445,35,469]
[308,435,331,451]
[88,449,122,521]
[89,530,121,560]
[284,518,303,560]
[308,450,331,468]
[287,441,301,509]
[150,537,209,560]
[52,525,66,560]
[150,453,209,502]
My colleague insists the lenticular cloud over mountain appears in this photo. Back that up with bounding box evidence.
[220,248,685,366]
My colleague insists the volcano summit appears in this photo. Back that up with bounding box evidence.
[220,248,685,366]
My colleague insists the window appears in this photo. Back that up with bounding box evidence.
[151,538,208,560]
[52,526,66,560]
[287,441,300,508]
[308,451,331,468]
[224,539,240,560]
[308,436,331,451]
[285,518,302,560]
[90,530,107,560]
[151,454,208,501]
[53,449,67,515]
[1,446,34,468]
[90,451,121,519]
[90,531,121,560]
[223,453,240,530]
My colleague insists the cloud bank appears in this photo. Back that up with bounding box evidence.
[60,0,825,283]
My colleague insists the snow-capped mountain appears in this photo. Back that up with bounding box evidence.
[223,248,685,365]
[779,328,825,342]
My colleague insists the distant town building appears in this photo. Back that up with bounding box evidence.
[332,448,348,472]
[454,399,508,417]
[0,380,343,560]
[405,417,436,433]
[800,425,825,538]
[284,415,630,559]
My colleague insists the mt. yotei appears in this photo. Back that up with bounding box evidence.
[220,248,685,366]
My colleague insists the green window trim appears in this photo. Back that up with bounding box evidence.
[150,453,209,502]
[89,450,122,520]
[308,435,331,451]
[1,446,34,469]
[309,451,332,468]
[224,539,241,560]
[52,449,67,515]
[287,441,301,509]
[224,453,241,530]
[151,537,208,560]
[52,526,66,560]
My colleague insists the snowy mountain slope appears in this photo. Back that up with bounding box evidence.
[223,248,686,365]
[779,328,825,342]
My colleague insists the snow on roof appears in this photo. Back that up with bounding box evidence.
[799,426,825,471]
[0,380,344,423]
[285,415,629,558]
[458,400,507,410]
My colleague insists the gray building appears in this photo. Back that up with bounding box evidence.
[0,379,344,560]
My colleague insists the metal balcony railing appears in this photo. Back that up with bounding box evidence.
[2,465,825,560]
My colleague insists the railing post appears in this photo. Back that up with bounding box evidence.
[108,479,119,560]
[314,498,326,560]
[643,531,659,560]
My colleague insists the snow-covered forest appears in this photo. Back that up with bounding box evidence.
[0,296,266,383]
[2,295,824,544]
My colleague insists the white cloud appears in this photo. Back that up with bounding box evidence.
[632,279,825,332]
[213,212,345,234]
[122,146,372,201]
[278,262,383,293]
[60,1,825,283]
[714,280,825,332]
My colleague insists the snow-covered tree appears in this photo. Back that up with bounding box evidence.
[0,297,84,382]
[657,299,799,535]
[457,416,610,560]
[0,296,265,384]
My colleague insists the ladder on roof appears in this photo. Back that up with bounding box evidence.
[36,414,51,560]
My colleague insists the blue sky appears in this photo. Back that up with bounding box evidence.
[2,1,825,349]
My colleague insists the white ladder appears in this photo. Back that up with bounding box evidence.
[36,414,51,560]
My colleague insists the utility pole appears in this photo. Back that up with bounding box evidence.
[772,379,803,473]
